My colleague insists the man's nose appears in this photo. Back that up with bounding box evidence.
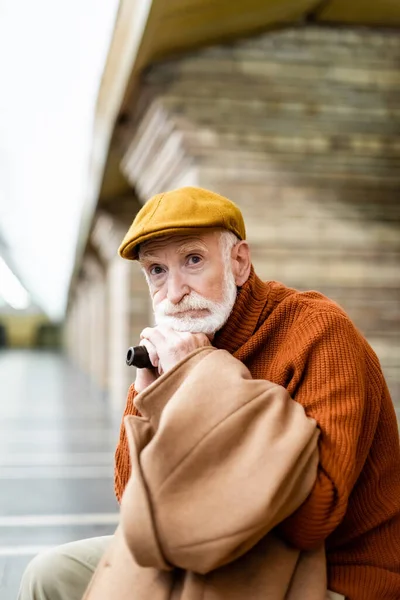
[167,271,190,305]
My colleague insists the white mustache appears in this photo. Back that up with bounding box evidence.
[156,292,220,317]
[153,267,238,335]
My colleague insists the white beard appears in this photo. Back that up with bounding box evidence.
[154,268,237,335]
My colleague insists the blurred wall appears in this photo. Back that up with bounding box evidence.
[66,26,400,409]
[122,26,400,399]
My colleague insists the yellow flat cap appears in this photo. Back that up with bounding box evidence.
[118,186,246,260]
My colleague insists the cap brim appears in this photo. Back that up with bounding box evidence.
[119,225,242,260]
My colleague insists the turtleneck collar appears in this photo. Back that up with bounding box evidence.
[213,266,275,356]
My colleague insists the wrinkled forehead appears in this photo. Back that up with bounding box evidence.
[138,230,222,259]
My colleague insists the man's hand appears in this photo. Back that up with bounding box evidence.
[135,325,211,393]
[134,347,159,394]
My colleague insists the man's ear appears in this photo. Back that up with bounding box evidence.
[231,240,251,286]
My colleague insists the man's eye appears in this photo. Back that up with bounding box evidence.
[149,265,165,276]
[187,255,202,265]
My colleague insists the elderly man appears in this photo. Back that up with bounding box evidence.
[19,187,400,600]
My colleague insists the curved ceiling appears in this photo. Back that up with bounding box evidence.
[1,0,398,320]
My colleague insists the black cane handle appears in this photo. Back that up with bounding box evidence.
[126,346,153,369]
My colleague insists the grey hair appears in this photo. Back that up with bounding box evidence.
[219,230,240,263]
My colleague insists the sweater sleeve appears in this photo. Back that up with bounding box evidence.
[114,384,141,503]
[279,309,380,550]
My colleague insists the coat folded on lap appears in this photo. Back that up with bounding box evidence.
[83,346,327,600]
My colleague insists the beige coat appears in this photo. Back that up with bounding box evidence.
[83,347,329,600]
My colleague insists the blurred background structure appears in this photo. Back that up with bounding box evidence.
[65,0,400,409]
[0,1,399,596]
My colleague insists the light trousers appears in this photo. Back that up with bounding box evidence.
[17,535,112,600]
[17,534,345,600]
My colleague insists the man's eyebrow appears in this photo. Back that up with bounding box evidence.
[138,239,209,265]
[138,253,161,266]
[175,240,208,255]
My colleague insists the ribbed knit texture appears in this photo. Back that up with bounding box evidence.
[115,267,400,600]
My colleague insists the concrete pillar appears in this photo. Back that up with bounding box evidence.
[90,210,152,411]
[75,282,91,374]
[91,276,108,389]
[81,255,107,389]
[107,256,131,410]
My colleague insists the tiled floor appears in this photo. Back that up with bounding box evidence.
[1,348,397,598]
[0,349,120,599]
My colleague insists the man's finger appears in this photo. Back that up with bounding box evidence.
[140,326,167,346]
[141,325,184,350]
[153,324,184,343]
[139,338,159,368]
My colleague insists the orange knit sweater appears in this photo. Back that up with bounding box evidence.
[115,268,400,600]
